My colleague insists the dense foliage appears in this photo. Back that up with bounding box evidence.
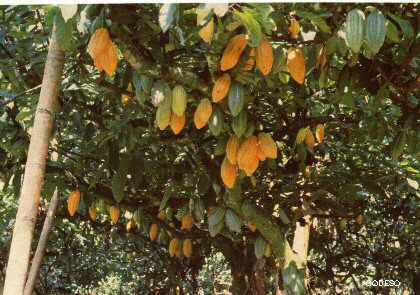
[0,3,419,295]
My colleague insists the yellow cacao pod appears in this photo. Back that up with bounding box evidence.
[255,38,273,76]
[220,34,248,71]
[169,238,180,257]
[88,207,97,221]
[156,105,171,130]
[181,214,194,230]
[170,112,186,135]
[305,129,315,148]
[183,239,193,258]
[295,128,308,145]
[257,133,277,159]
[212,74,231,103]
[221,157,237,189]
[287,48,306,84]
[67,190,81,217]
[243,48,255,71]
[356,215,363,225]
[109,206,120,223]
[194,99,212,129]
[315,123,325,143]
[157,210,166,221]
[243,154,259,177]
[87,28,111,60]
[226,135,239,165]
[288,18,300,39]
[237,136,260,176]
[256,144,267,161]
[91,32,118,76]
[198,17,214,43]
[149,223,159,241]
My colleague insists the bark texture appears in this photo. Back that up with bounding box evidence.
[3,25,64,295]
[24,188,59,295]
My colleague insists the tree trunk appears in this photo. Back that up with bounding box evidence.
[24,188,59,295]
[292,214,311,287]
[2,25,64,295]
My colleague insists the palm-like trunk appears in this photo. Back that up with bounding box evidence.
[2,25,64,295]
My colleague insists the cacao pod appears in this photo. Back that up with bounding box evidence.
[243,48,255,71]
[109,206,120,223]
[220,34,248,71]
[288,17,300,39]
[183,239,193,258]
[126,220,133,232]
[287,48,306,84]
[172,85,187,116]
[226,135,239,165]
[157,210,166,221]
[212,74,231,103]
[209,106,224,136]
[151,81,172,107]
[258,133,277,159]
[169,238,180,257]
[237,136,259,176]
[365,9,386,56]
[247,221,257,232]
[170,112,185,135]
[356,215,363,225]
[315,124,325,143]
[256,144,267,161]
[87,28,110,59]
[232,111,247,137]
[120,83,132,104]
[181,213,193,230]
[194,99,212,129]
[228,82,245,117]
[156,105,171,130]
[88,207,97,221]
[250,176,257,187]
[149,223,159,241]
[92,37,118,76]
[197,8,214,43]
[345,9,365,53]
[67,190,81,217]
[296,128,308,145]
[221,157,237,188]
[305,129,316,148]
[255,38,273,76]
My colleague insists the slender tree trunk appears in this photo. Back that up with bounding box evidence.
[3,25,64,295]
[292,214,311,287]
[24,188,59,295]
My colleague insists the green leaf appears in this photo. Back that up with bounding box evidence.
[197,175,211,195]
[193,199,206,222]
[234,10,263,47]
[159,4,178,33]
[159,189,172,211]
[208,207,226,228]
[15,110,33,121]
[387,12,414,39]
[295,10,331,33]
[225,209,242,233]
[248,3,274,18]
[385,20,400,43]
[54,11,73,51]
[255,236,267,259]
[111,173,125,203]
[209,218,225,237]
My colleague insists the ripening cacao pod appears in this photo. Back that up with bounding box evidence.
[169,238,179,257]
[345,9,365,54]
[287,48,306,84]
[88,207,97,221]
[296,128,308,145]
[149,223,159,241]
[181,214,193,230]
[157,210,166,221]
[197,8,214,43]
[232,111,248,137]
[305,129,316,148]
[237,136,259,176]
[315,124,325,143]
[67,190,81,217]
[243,48,255,71]
[288,18,300,39]
[109,206,120,223]
[255,38,273,76]
[243,154,259,176]
[183,239,193,258]
[221,157,237,188]
[228,82,245,117]
[170,112,185,135]
[88,28,118,76]
[226,135,239,165]
[365,9,386,56]
[156,105,171,130]
[212,74,231,103]
[257,133,277,159]
[87,28,110,58]
[194,99,212,129]
[172,85,187,116]
[220,34,248,71]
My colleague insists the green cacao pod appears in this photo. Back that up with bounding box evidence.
[209,106,224,136]
[345,9,365,53]
[228,82,245,117]
[172,85,187,116]
[140,75,153,94]
[151,81,172,107]
[365,9,386,56]
[156,104,171,130]
[232,111,248,138]
[255,236,267,259]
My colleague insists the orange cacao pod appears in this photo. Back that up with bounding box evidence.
[221,157,237,188]
[181,214,193,230]
[212,74,231,103]
[247,221,257,232]
[109,206,120,223]
[243,48,255,71]
[287,48,306,84]
[256,144,267,161]
[67,190,80,217]
[169,238,180,257]
[157,210,166,221]
[237,136,260,176]
[258,133,277,159]
[88,207,97,221]
[315,124,325,143]
[183,239,193,258]
[220,34,248,71]
[305,129,315,148]
[288,18,300,39]
[149,223,159,241]
[194,99,212,129]
[255,38,273,76]
[243,154,259,176]
[226,135,239,165]
[170,112,186,135]
[87,28,110,59]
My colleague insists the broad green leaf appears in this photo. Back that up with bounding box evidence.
[387,12,414,39]
[295,11,331,33]
[159,190,172,210]
[225,209,242,233]
[159,4,177,33]
[208,207,226,228]
[54,12,73,51]
[234,11,263,47]
[386,20,401,43]
[15,110,32,121]
[111,173,125,203]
